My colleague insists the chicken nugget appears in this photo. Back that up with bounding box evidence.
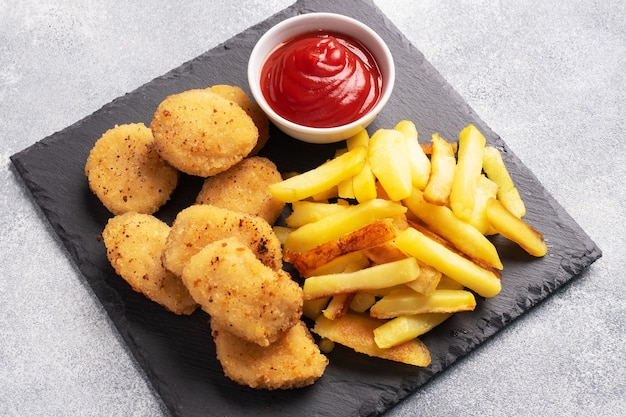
[183,237,302,347]
[102,212,198,315]
[85,123,178,215]
[195,156,285,224]
[151,89,258,177]
[162,204,282,277]
[207,84,270,155]
[211,320,328,390]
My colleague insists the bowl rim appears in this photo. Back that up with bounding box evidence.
[247,12,395,142]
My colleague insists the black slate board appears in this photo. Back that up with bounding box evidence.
[10,1,602,416]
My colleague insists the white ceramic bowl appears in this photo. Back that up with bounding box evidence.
[248,12,395,144]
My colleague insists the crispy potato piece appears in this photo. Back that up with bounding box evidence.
[468,174,499,235]
[306,251,371,278]
[394,120,431,190]
[285,201,350,228]
[284,198,407,253]
[420,142,458,155]
[182,238,302,347]
[195,156,285,225]
[403,262,442,295]
[483,146,526,218]
[162,204,282,277]
[394,227,502,298]
[285,218,400,277]
[269,146,367,202]
[303,298,330,320]
[423,133,456,205]
[369,289,477,319]
[323,293,354,320]
[486,198,548,256]
[436,275,465,290]
[368,129,413,201]
[363,241,408,264]
[312,313,431,367]
[449,124,486,221]
[349,292,377,313]
[403,187,503,269]
[373,313,452,349]
[102,212,197,315]
[212,320,328,390]
[303,257,420,300]
[85,123,179,215]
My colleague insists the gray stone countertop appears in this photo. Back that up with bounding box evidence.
[1,1,624,416]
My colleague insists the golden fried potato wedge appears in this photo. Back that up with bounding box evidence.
[284,198,407,253]
[394,120,431,190]
[285,201,350,228]
[369,288,476,319]
[468,174,499,235]
[394,227,502,298]
[368,129,413,201]
[323,293,354,320]
[486,197,548,257]
[423,133,456,206]
[449,124,486,221]
[285,218,400,277]
[373,313,452,349]
[306,251,371,277]
[269,145,367,202]
[483,146,526,218]
[313,313,431,367]
[403,187,503,270]
[303,257,420,300]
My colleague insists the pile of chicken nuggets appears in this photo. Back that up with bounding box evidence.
[85,85,328,390]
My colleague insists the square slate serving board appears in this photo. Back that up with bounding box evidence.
[11,0,602,416]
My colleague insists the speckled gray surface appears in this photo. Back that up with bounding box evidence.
[1,1,624,416]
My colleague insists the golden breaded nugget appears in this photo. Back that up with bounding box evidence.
[182,237,302,347]
[85,123,178,215]
[212,320,328,390]
[102,212,197,315]
[195,156,285,224]
[151,89,258,177]
[162,204,283,277]
[207,84,270,155]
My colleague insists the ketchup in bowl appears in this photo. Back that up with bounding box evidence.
[260,31,383,129]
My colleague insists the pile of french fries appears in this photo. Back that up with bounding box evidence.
[270,121,548,367]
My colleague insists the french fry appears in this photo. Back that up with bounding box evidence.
[346,129,378,203]
[323,293,354,320]
[449,124,486,221]
[303,257,420,300]
[403,261,442,295]
[420,142,458,155]
[349,292,377,313]
[423,133,456,205]
[312,313,431,367]
[285,218,399,277]
[285,200,350,228]
[352,161,378,203]
[307,251,371,277]
[394,120,431,190]
[373,313,452,349]
[436,275,465,290]
[483,146,526,218]
[363,240,408,265]
[369,288,477,319]
[284,198,407,253]
[394,227,502,298]
[303,297,329,320]
[368,129,413,201]
[403,187,503,270]
[269,145,367,202]
[486,197,548,257]
[468,174,499,235]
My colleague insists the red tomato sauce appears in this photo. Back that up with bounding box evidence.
[260,31,383,128]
